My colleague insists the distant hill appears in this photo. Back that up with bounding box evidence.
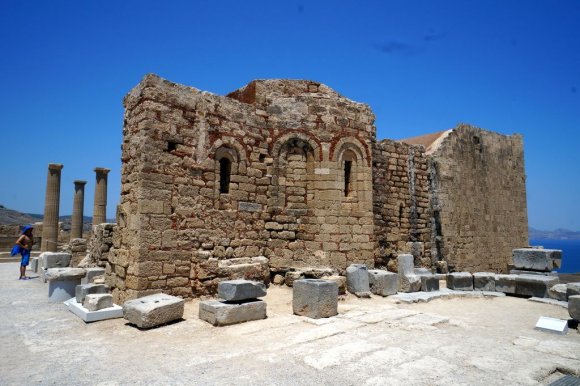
[0,205,112,226]
[529,227,580,240]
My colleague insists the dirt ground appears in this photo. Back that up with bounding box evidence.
[1,261,579,386]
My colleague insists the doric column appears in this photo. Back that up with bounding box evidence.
[41,163,63,252]
[71,180,87,239]
[93,167,110,225]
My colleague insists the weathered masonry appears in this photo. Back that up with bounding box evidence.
[107,74,528,302]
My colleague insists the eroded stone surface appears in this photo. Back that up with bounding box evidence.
[84,293,114,311]
[567,282,580,298]
[421,275,439,292]
[123,293,184,329]
[75,283,110,303]
[495,274,517,294]
[81,267,106,285]
[548,284,567,301]
[41,252,71,269]
[569,295,580,320]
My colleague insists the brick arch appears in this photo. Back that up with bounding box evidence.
[271,132,322,162]
[330,137,370,166]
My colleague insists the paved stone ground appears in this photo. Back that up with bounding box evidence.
[1,262,580,386]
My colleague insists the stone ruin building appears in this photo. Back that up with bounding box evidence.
[105,74,528,302]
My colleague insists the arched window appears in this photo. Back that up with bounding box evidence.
[341,149,357,198]
[219,157,231,194]
[344,160,352,197]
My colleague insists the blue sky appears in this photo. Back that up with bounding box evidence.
[1,1,578,230]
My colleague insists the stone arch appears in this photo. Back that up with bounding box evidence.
[271,132,321,162]
[270,135,318,211]
[213,143,242,209]
[331,137,367,165]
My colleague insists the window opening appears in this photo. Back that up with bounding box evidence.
[219,158,231,194]
[344,160,352,197]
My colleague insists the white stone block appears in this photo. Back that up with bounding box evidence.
[535,316,568,335]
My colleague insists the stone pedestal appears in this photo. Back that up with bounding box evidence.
[46,268,86,302]
[293,279,338,319]
[93,168,110,225]
[75,283,109,303]
[41,164,63,252]
[123,293,184,329]
[71,180,86,239]
[64,298,123,323]
[81,267,106,284]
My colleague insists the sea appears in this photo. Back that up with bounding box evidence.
[529,239,580,274]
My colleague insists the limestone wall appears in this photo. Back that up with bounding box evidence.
[372,140,432,271]
[109,75,377,302]
[429,124,528,272]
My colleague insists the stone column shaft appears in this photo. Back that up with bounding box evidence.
[41,164,63,252]
[71,180,87,239]
[93,167,110,225]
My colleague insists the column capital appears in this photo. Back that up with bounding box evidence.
[94,167,110,174]
[48,163,64,171]
[73,180,87,186]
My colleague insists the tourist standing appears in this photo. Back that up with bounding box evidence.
[13,225,34,280]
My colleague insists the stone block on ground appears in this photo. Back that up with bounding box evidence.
[75,283,110,303]
[199,299,267,326]
[326,275,346,295]
[535,316,569,335]
[397,254,415,276]
[293,279,338,319]
[548,284,568,301]
[81,267,106,284]
[512,248,562,272]
[46,268,87,303]
[217,280,266,301]
[569,295,580,320]
[123,293,184,329]
[41,252,72,269]
[515,275,559,298]
[473,272,496,291]
[495,274,517,294]
[567,282,580,298]
[272,274,285,285]
[84,293,114,311]
[346,264,370,294]
[421,275,439,292]
[285,271,304,287]
[447,272,473,291]
[368,270,398,296]
[30,257,38,273]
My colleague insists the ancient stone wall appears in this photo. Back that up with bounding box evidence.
[372,140,432,271]
[109,75,376,302]
[429,124,528,272]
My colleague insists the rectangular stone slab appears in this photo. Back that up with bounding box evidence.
[123,293,184,329]
[199,299,267,326]
[84,294,114,311]
[495,274,517,294]
[473,272,496,291]
[45,268,86,282]
[64,298,123,323]
[41,252,72,269]
[293,279,338,319]
[512,248,562,271]
[346,264,370,294]
[217,280,266,301]
[447,272,473,291]
[515,275,559,298]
